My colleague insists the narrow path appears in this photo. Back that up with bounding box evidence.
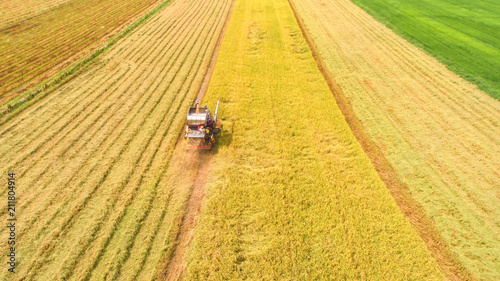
[164,154,211,281]
[286,0,471,280]
[163,0,235,279]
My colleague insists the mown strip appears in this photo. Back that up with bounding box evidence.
[0,0,163,107]
[0,0,173,123]
[185,0,445,279]
[0,0,232,279]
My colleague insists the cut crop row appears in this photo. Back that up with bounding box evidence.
[0,0,232,279]
[0,0,162,105]
[0,0,70,29]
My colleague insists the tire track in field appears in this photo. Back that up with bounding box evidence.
[163,1,234,280]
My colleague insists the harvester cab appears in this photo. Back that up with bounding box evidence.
[184,100,222,149]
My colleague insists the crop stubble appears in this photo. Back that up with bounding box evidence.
[0,0,232,279]
[0,0,71,28]
[0,0,163,106]
[290,0,500,279]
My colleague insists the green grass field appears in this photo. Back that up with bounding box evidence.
[351,0,500,100]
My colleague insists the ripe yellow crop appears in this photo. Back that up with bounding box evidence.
[186,0,444,279]
[291,0,500,279]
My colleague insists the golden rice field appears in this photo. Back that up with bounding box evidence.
[1,0,498,279]
[0,0,232,279]
[0,0,163,106]
[290,0,500,279]
[184,0,444,279]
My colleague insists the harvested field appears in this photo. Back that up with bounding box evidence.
[0,0,164,106]
[184,0,444,279]
[290,0,500,279]
[0,0,232,278]
[0,0,71,28]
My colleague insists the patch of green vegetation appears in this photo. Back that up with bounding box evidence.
[351,0,500,100]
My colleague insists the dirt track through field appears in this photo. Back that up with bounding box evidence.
[164,153,211,281]
[0,0,232,279]
[163,1,234,279]
[289,0,500,279]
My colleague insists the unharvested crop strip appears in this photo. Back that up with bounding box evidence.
[287,0,473,279]
[104,5,231,280]
[162,2,234,281]
[185,0,445,278]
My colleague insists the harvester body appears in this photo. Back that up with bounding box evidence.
[184,100,222,149]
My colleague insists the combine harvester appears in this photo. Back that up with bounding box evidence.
[184,100,222,149]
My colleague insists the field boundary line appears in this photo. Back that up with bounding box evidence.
[161,0,235,279]
[0,0,174,125]
[286,0,474,280]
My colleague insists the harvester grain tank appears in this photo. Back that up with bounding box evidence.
[184,100,222,149]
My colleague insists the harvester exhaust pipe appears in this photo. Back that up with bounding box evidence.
[213,100,220,123]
